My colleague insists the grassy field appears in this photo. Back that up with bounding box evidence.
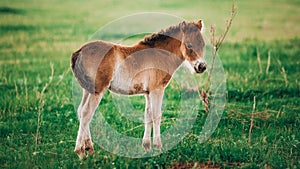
[0,0,299,168]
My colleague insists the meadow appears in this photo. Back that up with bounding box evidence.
[0,0,299,168]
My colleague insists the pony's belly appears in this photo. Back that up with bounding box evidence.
[109,78,148,95]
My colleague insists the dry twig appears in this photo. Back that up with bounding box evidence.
[266,50,271,74]
[256,47,263,74]
[200,0,237,112]
[34,63,54,155]
[248,96,256,144]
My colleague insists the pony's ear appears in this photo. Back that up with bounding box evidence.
[196,20,204,32]
[180,21,187,32]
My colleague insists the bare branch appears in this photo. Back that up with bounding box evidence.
[201,0,237,112]
[214,0,237,51]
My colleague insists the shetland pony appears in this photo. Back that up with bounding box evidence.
[71,20,206,158]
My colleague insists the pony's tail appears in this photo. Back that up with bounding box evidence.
[71,49,95,94]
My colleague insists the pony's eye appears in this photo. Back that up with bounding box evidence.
[186,43,193,49]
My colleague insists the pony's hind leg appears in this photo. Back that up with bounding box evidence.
[142,94,152,150]
[74,92,103,159]
[77,89,89,119]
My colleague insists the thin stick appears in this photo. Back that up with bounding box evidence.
[256,47,262,74]
[248,96,256,144]
[208,0,237,85]
[24,73,28,110]
[266,50,271,74]
[214,0,237,51]
[281,67,288,87]
[24,73,28,100]
[55,67,71,86]
[14,80,19,99]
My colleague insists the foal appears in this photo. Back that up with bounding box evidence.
[71,20,206,158]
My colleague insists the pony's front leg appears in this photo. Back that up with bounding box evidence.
[75,92,102,159]
[142,94,152,150]
[150,89,164,150]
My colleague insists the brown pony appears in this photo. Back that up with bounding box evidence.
[71,20,206,159]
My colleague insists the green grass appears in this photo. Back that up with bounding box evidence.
[0,0,299,168]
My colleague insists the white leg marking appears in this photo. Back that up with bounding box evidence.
[77,89,89,119]
[150,89,164,150]
[75,92,102,159]
[142,94,152,150]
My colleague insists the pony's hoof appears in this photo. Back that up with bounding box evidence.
[142,140,151,151]
[74,139,94,159]
[84,139,94,155]
[85,146,95,155]
[74,147,86,160]
[153,138,162,150]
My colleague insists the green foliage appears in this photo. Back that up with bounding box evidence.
[0,0,299,168]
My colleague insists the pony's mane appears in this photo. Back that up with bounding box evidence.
[139,23,181,47]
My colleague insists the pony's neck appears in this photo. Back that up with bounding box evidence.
[147,31,184,60]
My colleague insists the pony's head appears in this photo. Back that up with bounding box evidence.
[180,20,206,73]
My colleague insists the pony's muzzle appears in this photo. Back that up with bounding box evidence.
[194,61,206,73]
